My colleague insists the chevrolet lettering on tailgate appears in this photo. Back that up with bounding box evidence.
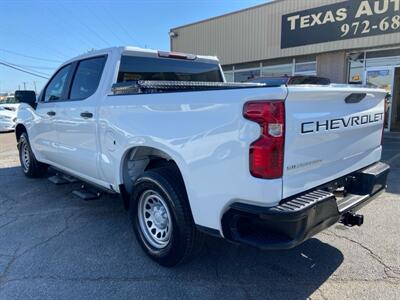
[301,112,384,134]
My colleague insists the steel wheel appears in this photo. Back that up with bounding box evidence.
[131,167,204,266]
[21,140,30,172]
[138,189,172,249]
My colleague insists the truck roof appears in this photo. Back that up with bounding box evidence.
[62,46,219,66]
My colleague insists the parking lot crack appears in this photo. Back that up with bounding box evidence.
[323,231,399,280]
[0,246,20,286]
[0,206,13,218]
[387,152,400,165]
[0,217,18,231]
[16,212,75,256]
[311,288,329,300]
[328,277,400,284]
[0,212,75,287]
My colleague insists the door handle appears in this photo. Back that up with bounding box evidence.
[47,111,56,116]
[80,112,93,119]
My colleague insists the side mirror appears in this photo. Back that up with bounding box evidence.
[14,90,37,108]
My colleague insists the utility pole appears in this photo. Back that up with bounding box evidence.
[33,81,37,93]
[18,84,21,90]
[23,82,27,90]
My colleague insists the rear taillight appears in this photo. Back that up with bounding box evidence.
[243,101,285,179]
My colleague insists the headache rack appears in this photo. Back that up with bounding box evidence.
[111,80,266,95]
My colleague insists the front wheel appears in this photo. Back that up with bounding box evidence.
[130,167,203,267]
[18,132,48,178]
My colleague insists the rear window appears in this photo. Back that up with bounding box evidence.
[117,55,223,83]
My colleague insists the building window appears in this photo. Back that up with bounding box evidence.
[222,65,234,72]
[234,69,260,82]
[224,71,234,82]
[366,49,400,68]
[348,52,365,84]
[261,63,292,77]
[347,48,400,84]
[295,61,316,75]
[294,56,316,75]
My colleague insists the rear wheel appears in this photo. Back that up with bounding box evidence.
[130,167,203,267]
[138,189,173,249]
[18,132,48,178]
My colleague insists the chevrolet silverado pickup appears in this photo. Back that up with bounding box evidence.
[15,47,390,266]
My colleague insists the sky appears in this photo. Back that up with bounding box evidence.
[0,0,268,93]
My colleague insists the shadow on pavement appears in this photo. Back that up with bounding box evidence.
[0,165,344,299]
[187,236,344,298]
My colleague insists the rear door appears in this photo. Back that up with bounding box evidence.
[54,55,107,180]
[283,86,386,198]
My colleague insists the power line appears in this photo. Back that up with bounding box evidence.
[0,61,49,79]
[15,64,57,70]
[84,3,126,45]
[0,48,62,63]
[0,59,51,77]
[102,3,142,47]
[59,3,111,47]
[47,5,101,50]
[0,27,69,60]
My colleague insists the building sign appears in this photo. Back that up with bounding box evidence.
[281,0,400,48]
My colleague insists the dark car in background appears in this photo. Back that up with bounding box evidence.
[248,75,331,86]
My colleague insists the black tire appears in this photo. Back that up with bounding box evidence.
[18,132,48,178]
[130,167,204,267]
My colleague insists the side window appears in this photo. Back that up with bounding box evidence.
[69,56,106,100]
[44,64,72,102]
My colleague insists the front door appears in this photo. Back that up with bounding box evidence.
[365,67,394,131]
[30,101,58,163]
[31,64,73,163]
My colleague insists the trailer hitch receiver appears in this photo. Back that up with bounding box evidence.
[341,212,364,227]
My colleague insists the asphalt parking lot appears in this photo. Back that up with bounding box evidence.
[0,132,399,300]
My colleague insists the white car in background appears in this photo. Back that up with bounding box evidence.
[0,103,19,132]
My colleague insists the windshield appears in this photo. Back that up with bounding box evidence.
[117,55,223,83]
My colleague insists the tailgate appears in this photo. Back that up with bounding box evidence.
[283,86,386,198]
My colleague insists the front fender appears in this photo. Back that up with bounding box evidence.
[16,103,36,134]
[15,104,45,161]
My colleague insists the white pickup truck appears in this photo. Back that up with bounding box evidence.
[15,47,390,266]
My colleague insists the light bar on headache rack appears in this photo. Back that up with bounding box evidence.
[111,81,265,95]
